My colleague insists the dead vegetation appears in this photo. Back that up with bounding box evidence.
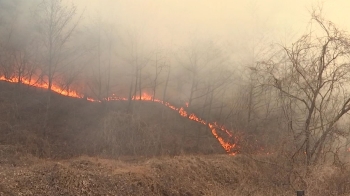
[0,147,350,196]
[0,146,241,196]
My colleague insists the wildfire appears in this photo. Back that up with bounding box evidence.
[115,93,238,155]
[0,76,239,155]
[0,76,82,98]
[209,123,237,155]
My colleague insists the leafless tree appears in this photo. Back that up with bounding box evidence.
[260,11,350,166]
[34,0,81,91]
[85,17,116,101]
[148,47,169,101]
[0,1,40,86]
[121,29,150,111]
[162,63,171,102]
[177,40,224,108]
[34,0,81,135]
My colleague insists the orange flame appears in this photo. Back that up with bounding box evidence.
[209,123,237,155]
[0,76,239,155]
[0,76,82,98]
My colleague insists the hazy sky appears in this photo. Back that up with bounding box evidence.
[71,0,350,46]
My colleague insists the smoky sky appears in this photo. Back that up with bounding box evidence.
[0,0,350,106]
[1,0,349,83]
[71,0,350,45]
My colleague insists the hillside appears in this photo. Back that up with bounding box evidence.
[0,81,226,158]
[2,81,350,196]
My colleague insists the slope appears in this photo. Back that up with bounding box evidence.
[0,81,226,158]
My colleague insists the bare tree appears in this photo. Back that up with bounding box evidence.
[34,0,80,91]
[86,17,116,101]
[177,40,222,108]
[121,29,150,111]
[0,1,40,86]
[148,47,169,101]
[260,11,350,166]
[34,0,81,135]
[162,63,171,101]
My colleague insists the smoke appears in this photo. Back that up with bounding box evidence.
[0,0,349,100]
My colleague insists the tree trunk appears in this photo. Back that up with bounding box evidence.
[162,66,171,102]
[188,73,197,107]
[127,78,134,113]
[152,54,158,102]
[207,87,214,122]
[106,40,112,101]
[138,66,142,100]
[201,85,210,117]
[133,65,138,100]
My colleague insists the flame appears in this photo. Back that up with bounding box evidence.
[0,76,82,98]
[179,107,188,117]
[127,93,238,154]
[0,76,239,155]
[87,97,97,102]
[209,123,237,155]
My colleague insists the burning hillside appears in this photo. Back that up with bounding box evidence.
[0,75,239,155]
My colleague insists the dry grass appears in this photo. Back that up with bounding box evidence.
[304,165,350,195]
[0,145,350,195]
[0,154,240,195]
